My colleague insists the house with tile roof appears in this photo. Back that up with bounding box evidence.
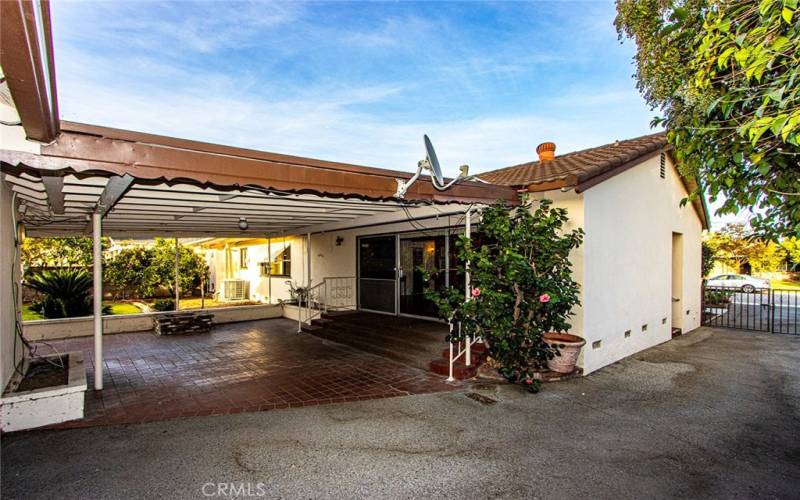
[0,1,713,432]
[478,133,709,374]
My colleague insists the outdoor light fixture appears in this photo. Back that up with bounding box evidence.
[335,236,344,246]
[238,217,249,230]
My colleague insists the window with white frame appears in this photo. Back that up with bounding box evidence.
[261,241,291,277]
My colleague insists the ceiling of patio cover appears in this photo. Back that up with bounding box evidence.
[1,166,441,238]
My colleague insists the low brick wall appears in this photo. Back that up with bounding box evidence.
[23,304,283,341]
[153,312,214,336]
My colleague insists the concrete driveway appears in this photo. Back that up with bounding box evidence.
[3,327,799,499]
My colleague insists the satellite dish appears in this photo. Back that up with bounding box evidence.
[424,134,444,186]
[394,135,472,199]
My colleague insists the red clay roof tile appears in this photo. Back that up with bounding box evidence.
[478,132,667,188]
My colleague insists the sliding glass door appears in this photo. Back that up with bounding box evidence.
[357,230,459,319]
[358,235,397,314]
[399,235,447,318]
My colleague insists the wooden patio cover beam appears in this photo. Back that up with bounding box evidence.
[0,0,59,143]
[31,122,519,206]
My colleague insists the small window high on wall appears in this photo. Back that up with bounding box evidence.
[239,247,248,269]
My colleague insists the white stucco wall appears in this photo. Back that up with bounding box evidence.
[0,181,22,390]
[309,212,469,283]
[1,109,39,390]
[525,191,586,347]
[202,237,308,303]
[201,211,473,306]
[22,304,283,341]
[579,153,703,374]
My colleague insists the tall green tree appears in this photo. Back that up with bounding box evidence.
[778,236,800,269]
[21,237,110,269]
[616,0,800,239]
[705,222,789,272]
[104,239,208,299]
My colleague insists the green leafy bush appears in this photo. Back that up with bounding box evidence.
[22,236,110,268]
[25,268,106,318]
[424,199,583,391]
[704,289,734,307]
[152,299,176,312]
[105,239,209,299]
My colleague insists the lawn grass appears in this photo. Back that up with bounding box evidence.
[771,279,800,290]
[107,302,142,315]
[21,305,44,321]
[21,301,142,320]
[178,297,261,310]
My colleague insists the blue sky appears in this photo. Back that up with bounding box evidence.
[50,0,662,178]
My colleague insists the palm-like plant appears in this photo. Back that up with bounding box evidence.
[26,269,95,318]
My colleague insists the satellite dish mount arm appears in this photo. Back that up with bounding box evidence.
[395,160,426,199]
[394,135,471,199]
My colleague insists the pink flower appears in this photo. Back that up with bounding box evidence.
[539,293,550,303]
[524,378,533,385]
[471,288,481,298]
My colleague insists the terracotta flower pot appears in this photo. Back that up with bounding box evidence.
[543,332,586,374]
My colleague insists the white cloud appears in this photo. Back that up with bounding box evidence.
[57,66,653,177]
[51,1,656,178]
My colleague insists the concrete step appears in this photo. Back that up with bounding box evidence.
[319,323,445,360]
[310,318,334,327]
[324,311,447,335]
[429,358,478,380]
[440,348,485,365]
[321,318,448,347]
[300,323,323,333]
[311,328,439,371]
[305,312,450,371]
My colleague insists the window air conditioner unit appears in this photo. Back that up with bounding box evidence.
[223,279,250,301]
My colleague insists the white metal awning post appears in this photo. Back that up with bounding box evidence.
[448,205,475,381]
[306,233,312,286]
[267,238,272,303]
[464,206,472,367]
[92,212,103,390]
[174,237,180,311]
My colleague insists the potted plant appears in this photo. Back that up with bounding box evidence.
[424,199,584,391]
[542,331,586,374]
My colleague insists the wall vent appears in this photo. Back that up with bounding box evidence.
[659,153,666,178]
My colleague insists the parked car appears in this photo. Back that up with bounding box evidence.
[706,274,770,293]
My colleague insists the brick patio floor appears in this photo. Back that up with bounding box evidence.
[32,318,458,429]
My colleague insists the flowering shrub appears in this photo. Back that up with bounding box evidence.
[423,199,583,392]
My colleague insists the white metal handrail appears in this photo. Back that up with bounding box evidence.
[297,277,356,332]
[323,276,356,311]
[298,281,325,332]
[447,321,482,382]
